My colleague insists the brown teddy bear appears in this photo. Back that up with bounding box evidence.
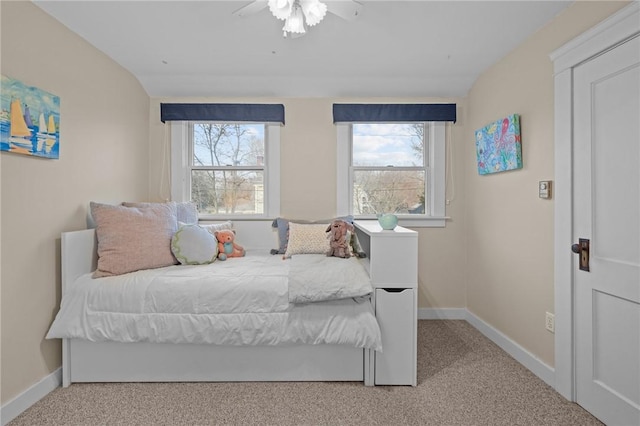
[326,219,353,258]
[214,230,245,260]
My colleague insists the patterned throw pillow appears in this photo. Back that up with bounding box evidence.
[271,216,354,254]
[283,222,330,258]
[171,224,218,265]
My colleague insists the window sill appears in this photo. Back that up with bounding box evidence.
[355,216,449,228]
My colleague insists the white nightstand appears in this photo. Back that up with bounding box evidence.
[354,220,418,386]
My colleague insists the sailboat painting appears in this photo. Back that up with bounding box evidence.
[1,74,60,159]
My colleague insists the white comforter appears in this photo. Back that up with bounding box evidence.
[288,255,372,303]
[46,253,381,351]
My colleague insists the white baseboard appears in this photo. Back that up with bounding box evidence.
[418,307,467,320]
[465,311,555,388]
[0,368,62,426]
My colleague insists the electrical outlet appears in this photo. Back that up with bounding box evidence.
[545,312,555,333]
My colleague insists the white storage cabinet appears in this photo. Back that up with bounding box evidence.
[354,220,418,386]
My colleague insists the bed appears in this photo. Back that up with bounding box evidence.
[47,204,382,387]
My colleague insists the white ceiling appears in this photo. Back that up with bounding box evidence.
[33,0,572,98]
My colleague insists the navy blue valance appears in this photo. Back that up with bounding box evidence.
[333,103,456,123]
[161,103,285,124]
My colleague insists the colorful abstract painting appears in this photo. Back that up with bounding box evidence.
[1,75,60,159]
[475,114,522,175]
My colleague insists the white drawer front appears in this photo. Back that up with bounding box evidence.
[375,288,415,385]
[370,238,418,287]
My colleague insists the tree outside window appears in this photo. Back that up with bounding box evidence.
[191,123,265,215]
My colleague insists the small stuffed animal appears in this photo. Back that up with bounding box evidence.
[326,219,354,259]
[214,230,245,260]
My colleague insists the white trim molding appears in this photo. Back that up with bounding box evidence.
[336,123,351,217]
[0,368,62,426]
[418,307,466,320]
[550,2,640,74]
[549,2,640,401]
[169,121,281,218]
[336,122,447,227]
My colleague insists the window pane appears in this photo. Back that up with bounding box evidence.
[353,170,425,215]
[352,123,424,167]
[191,170,264,215]
[193,123,265,167]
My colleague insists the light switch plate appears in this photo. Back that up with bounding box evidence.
[539,180,552,199]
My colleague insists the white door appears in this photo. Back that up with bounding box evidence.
[573,35,640,426]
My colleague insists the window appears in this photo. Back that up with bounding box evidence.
[337,121,446,227]
[171,121,280,219]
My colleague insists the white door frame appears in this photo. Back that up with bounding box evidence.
[550,2,640,401]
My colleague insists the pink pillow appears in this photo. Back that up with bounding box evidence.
[91,202,178,277]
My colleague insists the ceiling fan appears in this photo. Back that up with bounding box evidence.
[233,0,364,38]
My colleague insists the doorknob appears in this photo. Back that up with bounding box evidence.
[571,238,590,271]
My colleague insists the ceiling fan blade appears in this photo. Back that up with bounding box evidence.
[232,0,269,17]
[325,1,363,21]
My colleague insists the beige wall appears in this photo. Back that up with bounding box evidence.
[0,2,150,404]
[465,1,630,367]
[1,0,631,412]
[148,97,468,310]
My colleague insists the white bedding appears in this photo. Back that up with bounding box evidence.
[47,253,381,351]
[288,255,372,303]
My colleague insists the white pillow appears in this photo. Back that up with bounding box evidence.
[284,222,330,258]
[171,224,218,265]
[122,201,198,225]
[200,220,234,236]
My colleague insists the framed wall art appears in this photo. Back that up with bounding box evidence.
[1,74,60,159]
[475,114,522,175]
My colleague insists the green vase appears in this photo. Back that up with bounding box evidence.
[377,213,398,230]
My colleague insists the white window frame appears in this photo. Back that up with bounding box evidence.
[336,121,447,227]
[170,121,280,219]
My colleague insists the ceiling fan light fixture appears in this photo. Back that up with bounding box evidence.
[301,0,327,26]
[268,0,293,21]
[282,3,306,35]
[268,0,327,37]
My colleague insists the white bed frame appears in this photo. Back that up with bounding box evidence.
[60,221,374,387]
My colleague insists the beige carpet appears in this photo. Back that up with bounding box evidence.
[9,321,602,425]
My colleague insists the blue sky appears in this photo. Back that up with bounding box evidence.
[352,123,422,167]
